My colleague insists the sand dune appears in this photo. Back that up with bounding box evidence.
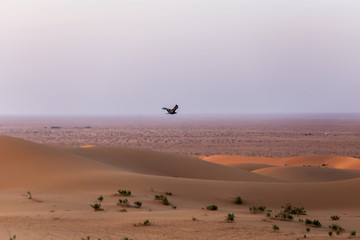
[201,154,360,170]
[66,147,278,182]
[1,135,360,239]
[253,166,360,182]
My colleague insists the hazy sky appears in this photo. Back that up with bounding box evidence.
[1,0,359,115]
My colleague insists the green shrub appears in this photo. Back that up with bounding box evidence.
[143,220,151,226]
[281,203,306,215]
[331,215,340,220]
[165,192,173,196]
[305,219,321,227]
[134,201,142,208]
[329,224,345,235]
[225,213,235,222]
[328,231,333,236]
[306,227,310,232]
[97,196,104,202]
[350,231,356,237]
[206,205,218,211]
[272,225,279,231]
[162,197,170,205]
[118,189,131,196]
[90,203,103,211]
[192,217,198,221]
[249,205,266,214]
[10,235,16,240]
[235,196,242,204]
[155,195,165,200]
[172,206,177,209]
[274,210,293,221]
[118,199,130,207]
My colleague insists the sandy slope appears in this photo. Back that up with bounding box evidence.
[1,135,360,239]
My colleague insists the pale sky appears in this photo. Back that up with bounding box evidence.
[0,0,359,115]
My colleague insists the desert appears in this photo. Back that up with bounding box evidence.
[0,115,360,239]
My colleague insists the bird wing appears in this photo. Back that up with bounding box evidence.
[170,105,178,114]
[162,107,171,113]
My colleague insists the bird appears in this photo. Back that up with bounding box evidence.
[162,104,178,114]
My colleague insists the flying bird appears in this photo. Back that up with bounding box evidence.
[162,104,178,114]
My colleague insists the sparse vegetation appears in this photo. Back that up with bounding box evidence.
[281,203,306,215]
[329,224,345,235]
[249,205,266,214]
[274,210,293,221]
[192,217,198,221]
[330,215,340,220]
[165,192,173,196]
[350,231,356,237]
[90,203,103,211]
[97,195,104,202]
[172,206,177,209]
[143,219,151,226]
[206,205,218,211]
[134,201,142,208]
[118,199,130,207]
[154,194,170,205]
[272,224,279,231]
[328,231,333,236]
[118,189,131,196]
[235,196,242,204]
[81,237,101,240]
[305,219,322,228]
[27,191,32,200]
[306,227,310,233]
[225,213,235,222]
[10,235,16,240]
[266,210,272,218]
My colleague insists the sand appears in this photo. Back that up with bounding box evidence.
[1,115,360,239]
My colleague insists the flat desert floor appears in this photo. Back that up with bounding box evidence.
[0,115,360,239]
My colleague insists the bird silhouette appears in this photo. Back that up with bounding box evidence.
[162,104,178,114]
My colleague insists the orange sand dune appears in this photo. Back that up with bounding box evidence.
[253,166,360,182]
[201,154,360,170]
[66,147,278,182]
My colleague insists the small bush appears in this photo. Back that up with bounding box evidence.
[235,196,242,204]
[272,225,279,231]
[305,219,321,227]
[118,190,131,196]
[165,192,173,196]
[162,197,170,206]
[27,191,32,200]
[350,231,356,237]
[274,211,293,221]
[249,205,266,214]
[225,213,235,222]
[134,201,142,208]
[192,217,198,221]
[97,196,104,202]
[282,203,306,215]
[328,231,333,236]
[306,227,310,232]
[329,224,345,235]
[206,205,218,211]
[172,206,177,209]
[10,235,16,240]
[118,199,130,207]
[90,203,103,211]
[155,195,164,200]
[143,220,151,226]
[331,215,340,220]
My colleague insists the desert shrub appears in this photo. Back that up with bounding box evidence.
[274,210,294,221]
[249,205,266,214]
[90,203,103,211]
[162,197,170,205]
[305,219,321,227]
[81,237,101,240]
[134,201,142,208]
[282,203,306,215]
[329,224,345,235]
[27,191,32,200]
[225,213,235,222]
[298,218,304,223]
[266,210,272,218]
[118,189,131,196]
[328,231,333,236]
[143,220,151,226]
[97,196,104,202]
[192,217,198,221]
[306,227,310,232]
[350,231,356,237]
[118,199,130,207]
[235,196,242,204]
[272,225,279,231]
[331,215,340,220]
[172,206,177,209]
[10,235,16,240]
[206,205,218,211]
[121,238,132,240]
[155,195,165,200]
[165,192,173,196]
